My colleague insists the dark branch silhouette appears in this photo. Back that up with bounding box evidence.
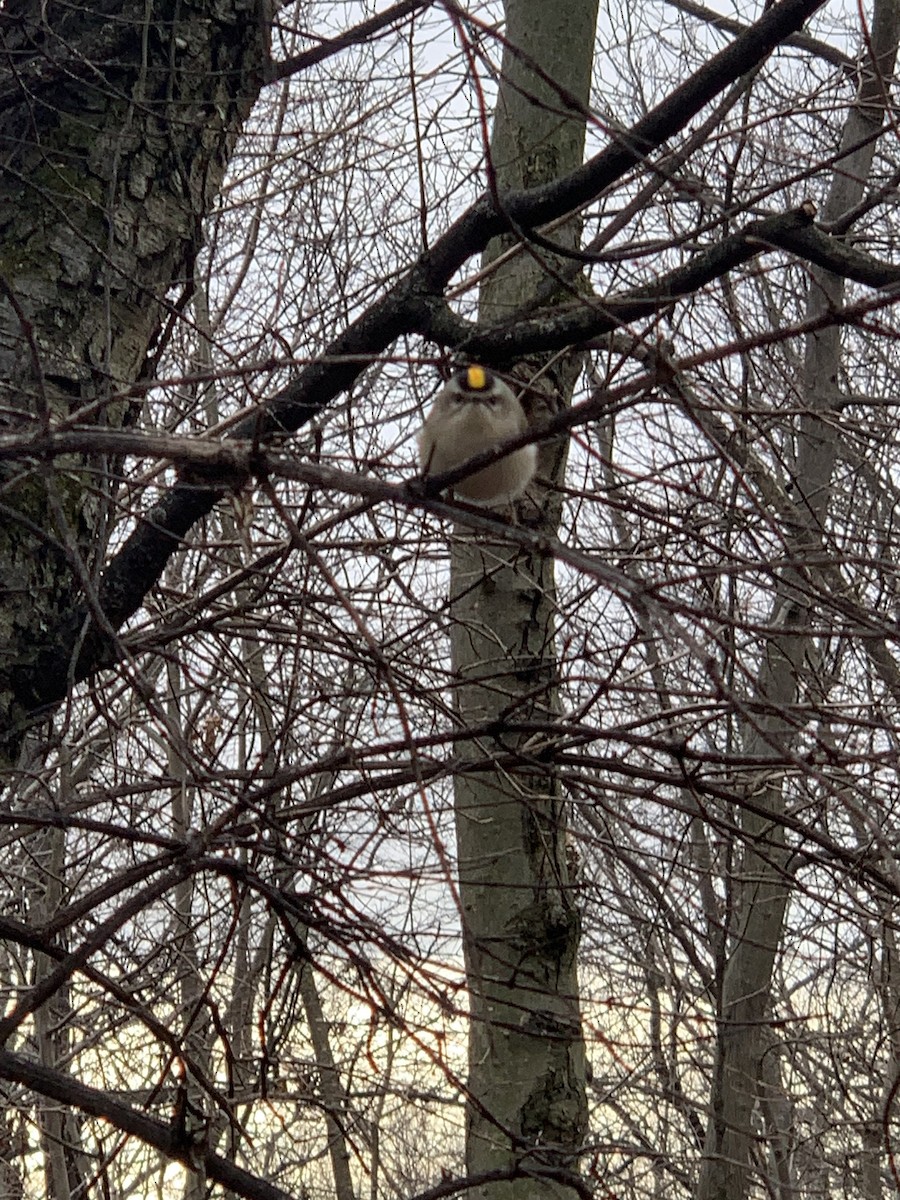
[0,1048,293,1200]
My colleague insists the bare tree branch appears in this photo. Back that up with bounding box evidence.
[664,0,855,72]
[0,1049,293,1200]
[271,0,436,81]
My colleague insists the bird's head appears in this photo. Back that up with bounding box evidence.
[449,364,511,407]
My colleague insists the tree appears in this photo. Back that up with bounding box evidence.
[449,1,597,1196]
[5,0,900,1198]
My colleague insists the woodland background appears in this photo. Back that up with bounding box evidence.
[1,1,899,1198]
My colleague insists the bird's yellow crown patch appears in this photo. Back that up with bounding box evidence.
[466,365,487,390]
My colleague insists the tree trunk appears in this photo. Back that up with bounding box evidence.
[696,3,900,1197]
[32,819,89,1200]
[0,0,269,762]
[450,2,599,1197]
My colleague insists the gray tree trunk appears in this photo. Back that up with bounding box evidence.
[450,3,599,1197]
[696,4,900,1197]
[32,818,89,1200]
[0,0,269,762]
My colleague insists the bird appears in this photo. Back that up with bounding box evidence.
[417,365,537,506]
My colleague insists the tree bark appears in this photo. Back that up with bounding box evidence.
[450,3,599,1197]
[0,0,269,760]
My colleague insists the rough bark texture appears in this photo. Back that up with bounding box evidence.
[0,0,269,759]
[450,2,599,1197]
[696,3,900,1197]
